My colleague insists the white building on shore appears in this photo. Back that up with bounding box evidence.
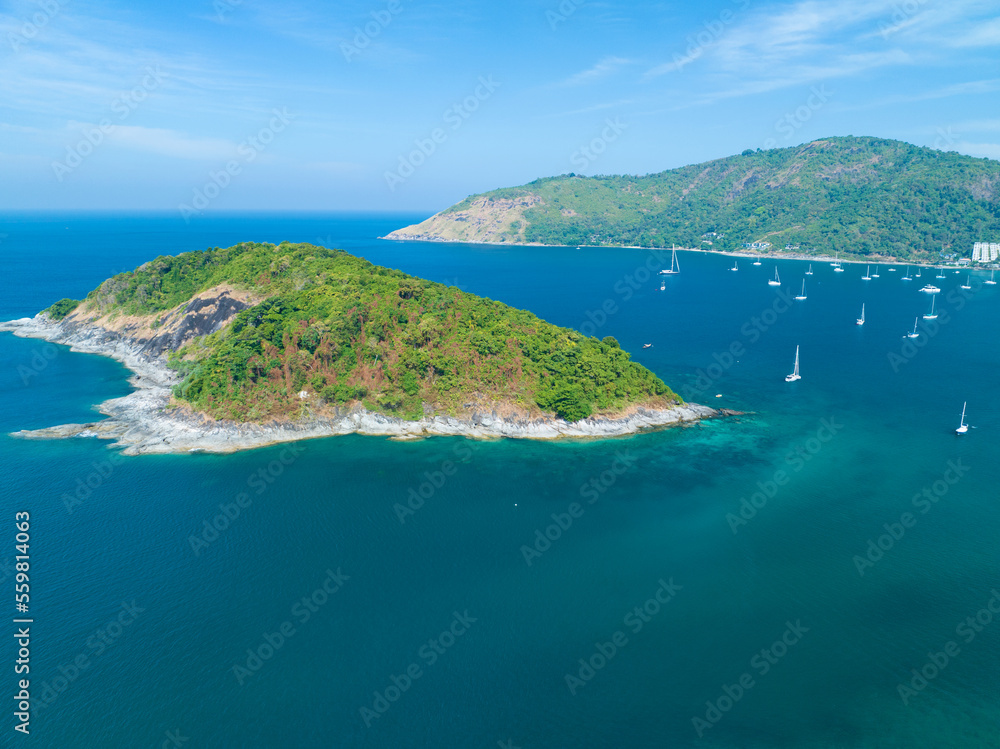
[972,242,1000,262]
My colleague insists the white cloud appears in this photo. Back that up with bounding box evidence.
[840,78,1000,110]
[949,16,1000,47]
[675,49,911,108]
[561,56,632,86]
[644,48,703,78]
[103,125,236,160]
[954,118,1000,132]
[952,141,1000,159]
[540,99,635,119]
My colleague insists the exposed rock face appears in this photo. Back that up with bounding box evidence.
[0,308,719,455]
[142,291,253,356]
[60,285,258,359]
[383,195,543,244]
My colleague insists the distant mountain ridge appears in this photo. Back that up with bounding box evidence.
[386,136,1000,261]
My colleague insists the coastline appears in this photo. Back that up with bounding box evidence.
[0,316,719,455]
[380,233,976,269]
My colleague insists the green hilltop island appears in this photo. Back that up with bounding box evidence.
[0,242,714,454]
[385,136,1000,264]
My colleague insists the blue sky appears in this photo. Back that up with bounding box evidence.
[1,0,999,214]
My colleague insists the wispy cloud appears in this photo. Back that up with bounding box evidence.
[953,118,1000,132]
[644,49,703,79]
[948,16,1000,47]
[637,0,1000,106]
[674,50,910,109]
[561,56,632,86]
[953,141,1000,159]
[839,78,1000,111]
[540,99,635,119]
[103,125,236,160]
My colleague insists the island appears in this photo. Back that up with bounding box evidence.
[0,241,716,454]
[384,136,1000,263]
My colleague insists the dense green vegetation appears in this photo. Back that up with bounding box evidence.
[79,242,676,422]
[44,298,81,321]
[442,136,1000,260]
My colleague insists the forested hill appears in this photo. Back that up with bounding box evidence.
[386,136,1000,261]
[43,242,676,423]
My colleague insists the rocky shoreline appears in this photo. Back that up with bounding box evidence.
[0,315,719,455]
[381,234,963,268]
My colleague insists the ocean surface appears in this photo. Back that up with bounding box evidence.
[1,212,998,748]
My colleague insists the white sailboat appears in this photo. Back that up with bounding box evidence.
[956,402,969,434]
[923,294,938,319]
[916,267,922,278]
[785,345,801,382]
[936,268,946,279]
[659,246,680,275]
[768,267,781,286]
[752,257,762,266]
[856,303,865,326]
[730,260,739,272]
[862,265,871,281]
[805,263,813,275]
[660,278,665,291]
[960,275,972,290]
[986,269,997,285]
[795,279,807,300]
[906,318,920,339]
[872,265,880,278]
[901,266,912,281]
[833,253,844,272]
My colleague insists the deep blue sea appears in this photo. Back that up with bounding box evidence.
[1,212,998,748]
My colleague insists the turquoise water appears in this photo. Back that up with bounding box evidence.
[1,213,998,748]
